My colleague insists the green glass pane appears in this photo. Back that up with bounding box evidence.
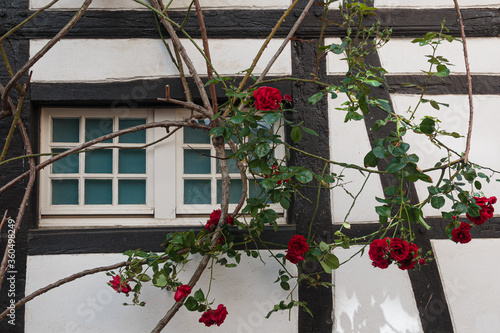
[119,119,146,143]
[184,122,210,144]
[184,179,211,204]
[118,179,146,204]
[52,118,79,143]
[217,150,239,174]
[52,148,79,174]
[249,179,265,199]
[85,179,112,204]
[85,118,113,143]
[85,149,112,174]
[217,179,242,204]
[184,149,211,174]
[119,149,146,174]
[52,179,79,205]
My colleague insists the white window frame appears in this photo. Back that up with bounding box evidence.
[39,107,285,227]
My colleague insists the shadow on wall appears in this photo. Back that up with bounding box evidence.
[334,246,422,333]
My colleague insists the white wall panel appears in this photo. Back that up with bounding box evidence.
[30,39,291,82]
[432,239,500,333]
[391,94,500,217]
[25,252,297,333]
[376,0,500,8]
[378,38,500,74]
[333,246,422,333]
[30,0,292,10]
[325,38,350,75]
[329,95,384,223]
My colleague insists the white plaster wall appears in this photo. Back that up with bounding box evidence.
[391,94,500,217]
[378,38,500,75]
[25,252,297,333]
[325,38,350,75]
[333,246,422,333]
[329,94,385,223]
[30,0,292,10]
[432,239,500,333]
[376,0,500,8]
[29,39,291,82]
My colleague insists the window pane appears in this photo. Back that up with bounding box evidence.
[85,179,112,204]
[85,118,113,143]
[119,118,146,143]
[217,150,239,174]
[119,149,146,174]
[217,179,242,204]
[249,179,265,199]
[52,179,79,205]
[52,118,79,143]
[118,179,146,204]
[52,148,79,174]
[184,179,211,204]
[184,149,211,174]
[85,149,113,174]
[184,125,210,144]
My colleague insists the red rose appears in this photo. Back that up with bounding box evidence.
[253,86,282,111]
[369,238,390,269]
[419,258,427,266]
[283,94,292,102]
[108,275,132,294]
[452,222,472,244]
[285,235,309,264]
[389,238,410,262]
[174,284,191,302]
[466,196,496,225]
[199,304,228,327]
[398,243,419,270]
[205,209,234,231]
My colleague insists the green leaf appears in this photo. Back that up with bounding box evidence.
[137,274,151,282]
[209,127,225,138]
[295,169,313,183]
[365,79,381,87]
[280,281,290,291]
[375,205,391,217]
[290,127,303,143]
[364,151,379,168]
[431,196,445,209]
[194,289,205,302]
[430,100,440,110]
[263,112,281,125]
[184,297,199,311]
[323,253,340,270]
[319,241,329,252]
[372,146,388,159]
[302,127,319,136]
[420,118,436,134]
[453,202,469,215]
[436,64,450,77]
[229,114,245,124]
[386,157,407,173]
[383,185,398,196]
[255,142,271,158]
[280,197,290,209]
[152,274,168,288]
[417,214,432,230]
[474,180,482,190]
[308,92,324,105]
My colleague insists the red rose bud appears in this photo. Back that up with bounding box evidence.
[283,94,292,102]
[108,275,132,294]
[452,222,472,244]
[174,284,192,302]
[253,86,282,111]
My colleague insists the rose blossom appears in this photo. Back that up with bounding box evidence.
[466,196,496,225]
[452,222,472,244]
[283,94,292,102]
[285,235,309,264]
[369,238,390,269]
[108,275,132,294]
[389,238,410,262]
[253,86,282,111]
[398,243,419,270]
[205,209,234,231]
[199,304,228,327]
[174,284,191,302]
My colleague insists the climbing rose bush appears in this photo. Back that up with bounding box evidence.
[369,238,422,270]
[205,209,234,231]
[285,235,309,264]
[199,304,228,327]
[253,86,282,111]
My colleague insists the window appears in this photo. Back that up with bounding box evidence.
[39,108,284,227]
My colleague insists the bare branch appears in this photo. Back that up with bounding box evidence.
[157,85,211,117]
[453,0,474,163]
[1,0,93,112]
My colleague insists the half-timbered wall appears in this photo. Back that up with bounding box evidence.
[0,0,499,332]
